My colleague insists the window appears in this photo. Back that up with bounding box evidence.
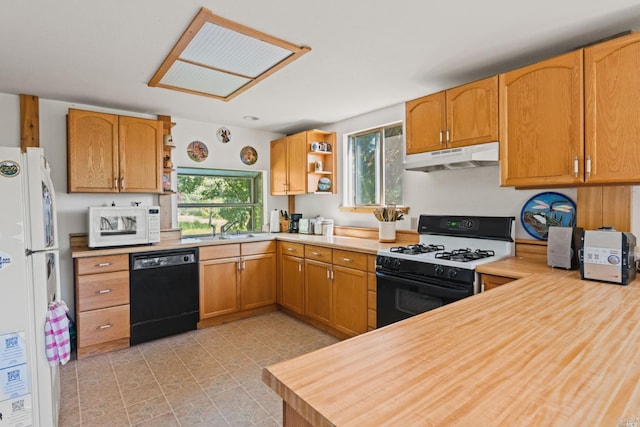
[177,168,263,237]
[345,123,403,207]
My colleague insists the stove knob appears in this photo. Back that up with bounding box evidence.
[382,257,392,268]
[448,269,458,279]
[392,258,402,270]
[434,265,444,276]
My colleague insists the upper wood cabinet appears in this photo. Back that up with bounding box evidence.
[405,76,498,154]
[68,109,163,193]
[270,129,336,195]
[499,50,584,187]
[585,32,640,184]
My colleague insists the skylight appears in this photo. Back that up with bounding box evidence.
[148,7,311,101]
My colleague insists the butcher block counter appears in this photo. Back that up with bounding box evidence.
[263,273,640,426]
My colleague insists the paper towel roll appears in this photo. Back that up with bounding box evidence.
[269,210,280,232]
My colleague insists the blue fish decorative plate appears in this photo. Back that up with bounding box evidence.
[520,192,576,240]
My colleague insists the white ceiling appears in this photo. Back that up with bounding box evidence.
[2,1,640,135]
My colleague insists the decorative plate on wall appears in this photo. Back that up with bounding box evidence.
[217,127,231,143]
[520,192,576,240]
[317,177,332,192]
[187,140,208,162]
[240,146,257,165]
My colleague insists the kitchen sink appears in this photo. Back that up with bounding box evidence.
[218,233,259,240]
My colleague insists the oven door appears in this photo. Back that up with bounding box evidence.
[376,270,472,328]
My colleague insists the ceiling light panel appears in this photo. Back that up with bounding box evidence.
[148,7,311,101]
[182,22,293,78]
[161,61,250,97]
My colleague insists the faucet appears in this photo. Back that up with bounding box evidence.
[210,224,216,238]
[220,220,240,236]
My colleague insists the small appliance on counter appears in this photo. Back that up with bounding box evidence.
[580,229,636,285]
[547,226,583,269]
[298,218,312,234]
[288,213,303,233]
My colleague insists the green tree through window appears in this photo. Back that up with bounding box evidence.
[177,168,263,237]
[346,123,403,207]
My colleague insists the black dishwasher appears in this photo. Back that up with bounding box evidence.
[130,248,199,345]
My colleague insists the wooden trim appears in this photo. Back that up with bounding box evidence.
[148,7,310,102]
[197,304,277,329]
[339,206,410,214]
[333,226,418,244]
[20,94,39,151]
[77,337,129,360]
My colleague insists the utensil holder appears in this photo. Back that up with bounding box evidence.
[379,221,396,242]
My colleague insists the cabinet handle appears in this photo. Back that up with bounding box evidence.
[237,261,242,270]
[96,262,112,267]
[446,129,450,144]
[342,257,352,263]
[326,269,330,279]
[287,247,295,252]
[573,156,579,178]
[586,156,592,177]
[298,263,302,272]
[121,177,125,190]
[96,289,112,294]
[439,130,443,145]
[113,178,118,189]
[312,251,320,256]
[242,261,246,270]
[97,324,112,330]
[330,270,334,280]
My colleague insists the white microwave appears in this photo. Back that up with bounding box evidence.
[88,206,161,248]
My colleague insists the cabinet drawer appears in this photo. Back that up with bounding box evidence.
[77,270,129,311]
[200,244,240,260]
[78,305,130,347]
[278,241,304,257]
[242,240,276,256]
[76,254,128,275]
[333,249,367,270]
[305,245,332,263]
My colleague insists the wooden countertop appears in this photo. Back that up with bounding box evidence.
[71,233,398,258]
[475,255,572,279]
[263,274,640,426]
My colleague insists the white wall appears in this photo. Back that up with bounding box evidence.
[0,93,284,318]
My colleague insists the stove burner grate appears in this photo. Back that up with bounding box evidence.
[390,244,445,255]
[434,248,496,262]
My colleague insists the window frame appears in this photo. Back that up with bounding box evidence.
[177,167,264,236]
[342,122,405,211]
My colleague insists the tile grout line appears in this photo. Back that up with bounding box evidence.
[108,351,135,427]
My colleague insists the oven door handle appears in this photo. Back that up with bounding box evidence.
[376,270,472,299]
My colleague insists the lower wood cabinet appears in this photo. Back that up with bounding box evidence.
[74,253,130,359]
[480,273,514,291]
[332,265,367,336]
[280,251,305,315]
[200,241,276,322]
[304,259,333,325]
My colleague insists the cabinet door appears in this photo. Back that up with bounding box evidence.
[118,116,163,193]
[405,92,446,154]
[481,274,514,291]
[67,109,119,193]
[240,253,276,310]
[499,50,584,187]
[585,32,640,184]
[200,257,240,319]
[287,132,307,194]
[332,266,368,336]
[280,255,305,314]
[446,76,498,148]
[304,259,332,325]
[270,137,288,195]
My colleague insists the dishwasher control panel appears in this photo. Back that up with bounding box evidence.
[131,249,197,270]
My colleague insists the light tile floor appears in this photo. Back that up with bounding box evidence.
[59,311,340,426]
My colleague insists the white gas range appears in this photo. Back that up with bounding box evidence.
[376,215,515,327]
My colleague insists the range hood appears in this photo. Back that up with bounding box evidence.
[403,141,499,172]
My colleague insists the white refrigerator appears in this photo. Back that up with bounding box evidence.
[0,147,61,427]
